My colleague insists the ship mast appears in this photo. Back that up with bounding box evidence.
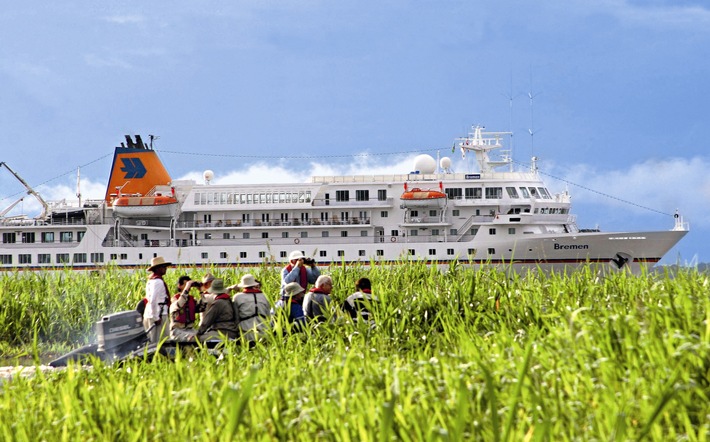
[456,126,512,173]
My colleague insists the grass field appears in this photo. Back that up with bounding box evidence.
[1,262,708,440]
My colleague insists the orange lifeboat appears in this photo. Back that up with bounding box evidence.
[112,194,179,218]
[400,183,447,208]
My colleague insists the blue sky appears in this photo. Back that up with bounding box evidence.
[1,1,708,264]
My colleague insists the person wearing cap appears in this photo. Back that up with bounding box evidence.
[274,281,308,330]
[228,273,272,343]
[169,275,201,341]
[342,277,377,324]
[303,275,334,323]
[144,256,172,343]
[198,273,216,302]
[196,278,239,341]
[280,250,320,298]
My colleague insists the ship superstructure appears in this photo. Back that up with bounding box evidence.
[0,127,688,273]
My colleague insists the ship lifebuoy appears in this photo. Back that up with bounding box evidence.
[390,236,397,242]
[294,238,300,244]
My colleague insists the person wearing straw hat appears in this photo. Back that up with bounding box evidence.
[169,275,201,341]
[228,273,272,343]
[144,256,172,343]
[196,278,239,341]
[275,281,308,331]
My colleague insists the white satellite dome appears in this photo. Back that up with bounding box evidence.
[203,170,214,184]
[413,154,436,174]
[440,157,452,170]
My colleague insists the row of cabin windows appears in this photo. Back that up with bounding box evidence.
[203,228,475,241]
[445,186,552,200]
[195,191,312,205]
[0,253,106,265]
[2,231,84,244]
[194,189,390,206]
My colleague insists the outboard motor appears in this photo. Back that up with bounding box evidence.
[96,310,146,354]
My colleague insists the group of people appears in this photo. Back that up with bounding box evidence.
[140,250,377,345]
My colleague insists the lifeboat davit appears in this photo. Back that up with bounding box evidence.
[112,194,179,218]
[400,183,447,208]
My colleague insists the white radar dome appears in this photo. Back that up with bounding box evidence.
[440,157,452,170]
[203,170,214,184]
[413,154,436,174]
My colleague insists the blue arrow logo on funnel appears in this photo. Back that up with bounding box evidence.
[120,158,147,179]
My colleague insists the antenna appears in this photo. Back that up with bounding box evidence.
[76,167,82,208]
[528,68,541,159]
[501,69,522,172]
[148,134,159,149]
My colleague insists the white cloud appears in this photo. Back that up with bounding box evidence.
[577,0,710,29]
[103,15,145,25]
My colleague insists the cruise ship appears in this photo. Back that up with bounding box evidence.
[0,127,688,273]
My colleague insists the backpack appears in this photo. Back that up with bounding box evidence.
[135,298,148,317]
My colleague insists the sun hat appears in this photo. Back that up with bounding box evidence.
[289,250,304,261]
[147,256,172,272]
[207,278,226,294]
[201,273,215,284]
[237,274,259,288]
[283,282,306,297]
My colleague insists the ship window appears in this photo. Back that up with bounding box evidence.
[465,188,482,199]
[447,249,454,256]
[240,252,247,258]
[336,190,350,202]
[470,228,478,235]
[305,191,312,203]
[322,231,329,237]
[78,232,85,242]
[408,249,415,255]
[428,249,436,255]
[220,252,228,259]
[485,187,502,199]
[0,255,12,264]
[337,250,345,257]
[41,232,54,243]
[319,212,328,221]
[508,228,516,234]
[410,210,418,217]
[528,187,538,198]
[246,194,252,204]
[468,248,476,256]
[223,233,230,239]
[489,228,496,235]
[359,250,366,257]
[280,251,287,258]
[378,189,387,201]
[121,253,127,260]
[2,233,16,244]
[432,229,440,236]
[452,210,460,216]
[19,254,31,264]
[429,210,436,217]
[73,253,87,263]
[519,187,530,198]
[340,211,349,220]
[538,187,552,199]
[21,232,35,243]
[391,230,399,236]
[204,233,211,239]
[200,252,208,259]
[282,232,289,238]
[320,250,327,257]
[376,250,384,256]
[258,251,266,258]
[90,253,104,263]
[243,233,250,239]
[506,187,519,198]
[445,188,462,199]
[356,190,369,201]
[60,232,73,243]
[262,232,268,239]
[361,231,368,237]
[301,232,308,238]
[201,193,208,205]
[450,229,458,235]
[341,231,348,237]
[38,254,51,264]
[409,230,418,236]
[381,211,388,218]
[487,248,495,255]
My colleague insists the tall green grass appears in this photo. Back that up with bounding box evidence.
[1,263,708,440]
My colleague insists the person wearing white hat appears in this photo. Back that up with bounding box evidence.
[280,250,320,299]
[230,274,272,343]
[144,256,172,343]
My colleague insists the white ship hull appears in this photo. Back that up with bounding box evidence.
[0,129,688,273]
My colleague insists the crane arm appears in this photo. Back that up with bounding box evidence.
[0,162,50,219]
